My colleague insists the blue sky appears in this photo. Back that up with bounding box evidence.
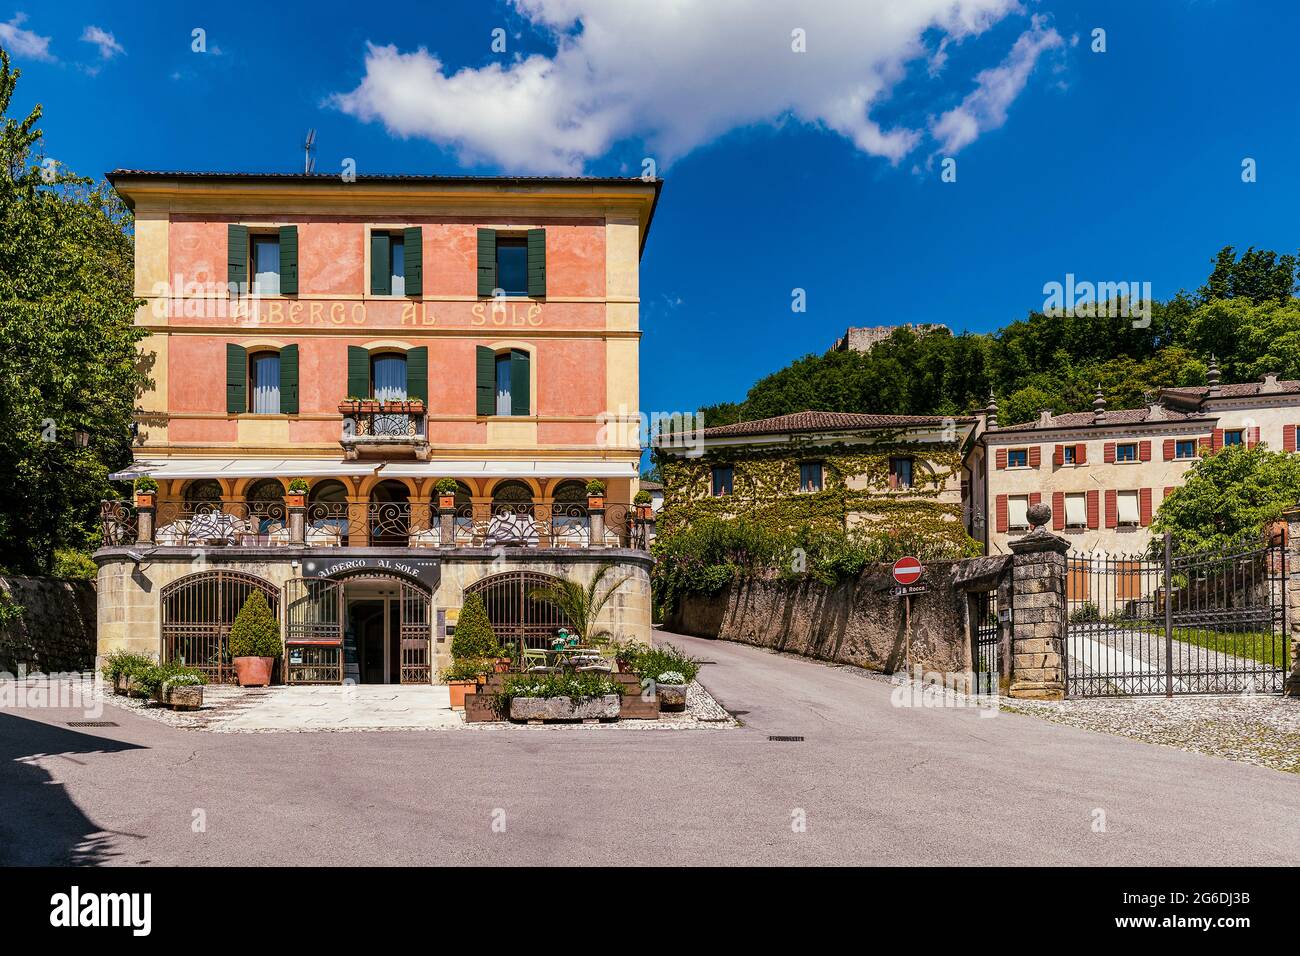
[3,0,1298,421]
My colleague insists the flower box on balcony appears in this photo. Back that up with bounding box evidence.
[381,399,424,414]
[338,399,380,414]
[134,491,156,510]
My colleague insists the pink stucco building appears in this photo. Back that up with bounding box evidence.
[96,171,660,685]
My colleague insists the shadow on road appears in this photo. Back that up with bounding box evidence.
[0,711,145,866]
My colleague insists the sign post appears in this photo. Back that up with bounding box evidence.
[892,557,926,672]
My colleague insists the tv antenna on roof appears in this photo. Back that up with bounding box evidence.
[303,129,316,174]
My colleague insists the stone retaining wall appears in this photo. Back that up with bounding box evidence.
[665,561,978,677]
[0,576,97,674]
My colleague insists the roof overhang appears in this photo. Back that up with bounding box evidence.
[110,458,379,481]
[380,459,637,480]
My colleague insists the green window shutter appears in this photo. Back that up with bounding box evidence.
[370,232,391,296]
[407,346,428,404]
[347,346,371,399]
[279,344,299,415]
[527,228,546,298]
[403,227,423,297]
[510,348,530,417]
[278,225,298,295]
[226,344,247,414]
[476,228,497,297]
[475,345,495,416]
[227,225,248,289]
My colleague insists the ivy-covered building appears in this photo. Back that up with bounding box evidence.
[654,410,981,547]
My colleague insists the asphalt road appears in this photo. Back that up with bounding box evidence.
[3,632,1297,866]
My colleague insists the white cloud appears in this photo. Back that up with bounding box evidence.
[0,13,54,62]
[81,25,124,60]
[930,15,1063,155]
[330,0,1059,174]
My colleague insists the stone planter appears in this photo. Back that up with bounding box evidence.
[233,656,273,687]
[510,694,621,722]
[656,682,688,713]
[125,676,150,699]
[159,682,204,711]
[464,691,506,722]
[111,674,128,696]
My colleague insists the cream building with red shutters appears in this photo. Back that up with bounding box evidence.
[981,364,1300,557]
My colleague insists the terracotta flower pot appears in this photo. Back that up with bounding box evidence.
[447,679,476,709]
[587,495,605,510]
[636,504,652,521]
[285,492,306,508]
[134,492,156,510]
[438,494,456,511]
[493,657,512,673]
[233,656,274,687]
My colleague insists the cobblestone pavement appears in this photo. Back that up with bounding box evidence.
[1004,693,1300,774]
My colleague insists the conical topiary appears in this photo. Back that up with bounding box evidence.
[451,592,500,659]
[228,590,281,658]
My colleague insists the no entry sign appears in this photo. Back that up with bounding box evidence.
[892,556,924,586]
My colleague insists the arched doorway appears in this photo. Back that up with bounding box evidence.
[489,479,536,545]
[161,570,280,683]
[307,478,350,546]
[368,479,409,547]
[465,571,572,653]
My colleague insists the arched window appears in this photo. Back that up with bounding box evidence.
[490,480,535,546]
[245,478,286,535]
[549,480,589,546]
[492,480,533,508]
[369,479,410,547]
[248,350,281,413]
[371,353,407,402]
[307,479,349,546]
[184,479,223,503]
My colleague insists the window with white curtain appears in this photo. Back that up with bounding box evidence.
[1117,490,1140,525]
[249,351,280,413]
[1065,492,1087,527]
[495,352,512,416]
[371,353,407,401]
[390,234,405,296]
[1008,495,1029,530]
[251,235,280,295]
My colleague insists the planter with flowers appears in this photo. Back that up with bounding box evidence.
[497,672,624,722]
[585,479,606,511]
[133,476,158,510]
[633,489,653,522]
[434,476,459,512]
[285,477,309,508]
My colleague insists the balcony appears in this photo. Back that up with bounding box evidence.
[102,500,649,551]
[338,400,429,460]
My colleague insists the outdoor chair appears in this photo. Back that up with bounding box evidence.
[522,648,557,673]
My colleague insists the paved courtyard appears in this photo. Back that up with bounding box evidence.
[2,631,1298,866]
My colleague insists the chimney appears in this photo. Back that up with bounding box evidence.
[1092,385,1107,424]
[1261,371,1280,394]
[1147,400,1166,421]
[1037,407,1054,428]
[1207,355,1222,399]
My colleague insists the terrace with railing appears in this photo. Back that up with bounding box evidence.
[101,498,649,551]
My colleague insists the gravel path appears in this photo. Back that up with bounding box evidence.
[1004,693,1300,774]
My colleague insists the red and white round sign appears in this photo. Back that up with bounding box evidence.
[892,556,924,586]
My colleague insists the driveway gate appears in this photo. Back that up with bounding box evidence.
[1065,533,1289,696]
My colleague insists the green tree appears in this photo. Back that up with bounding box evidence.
[228,591,282,658]
[528,563,630,645]
[1151,445,1300,553]
[1196,245,1296,304]
[450,592,499,658]
[0,49,147,573]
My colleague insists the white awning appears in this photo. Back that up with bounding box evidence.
[379,459,638,479]
[110,458,379,480]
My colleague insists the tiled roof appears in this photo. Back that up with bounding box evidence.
[990,405,1201,433]
[1160,380,1300,403]
[701,410,973,439]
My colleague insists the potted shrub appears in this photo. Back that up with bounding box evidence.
[440,658,490,709]
[633,489,653,521]
[228,590,281,687]
[434,477,459,512]
[585,479,606,510]
[101,650,154,696]
[497,672,623,722]
[451,593,499,660]
[133,476,158,510]
[285,477,309,508]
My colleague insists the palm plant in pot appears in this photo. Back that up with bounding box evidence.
[527,563,629,664]
[228,590,282,687]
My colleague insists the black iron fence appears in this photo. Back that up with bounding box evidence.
[1065,532,1288,697]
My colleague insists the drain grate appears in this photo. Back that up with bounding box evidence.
[768,735,804,742]
[67,721,119,728]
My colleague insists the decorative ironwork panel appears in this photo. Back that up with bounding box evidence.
[154,500,289,548]
[283,577,344,650]
[99,500,137,546]
[399,581,432,684]
[465,571,573,653]
[160,571,280,683]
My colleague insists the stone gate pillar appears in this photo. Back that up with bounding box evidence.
[1007,502,1069,700]
[1284,505,1300,697]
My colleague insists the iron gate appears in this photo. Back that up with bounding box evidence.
[161,570,280,683]
[974,590,1000,695]
[283,577,344,684]
[465,571,573,652]
[1065,533,1289,697]
[398,580,432,683]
